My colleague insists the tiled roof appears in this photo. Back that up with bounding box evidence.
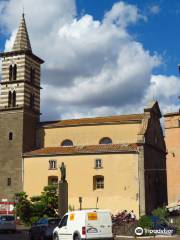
[40,114,144,128]
[23,144,139,157]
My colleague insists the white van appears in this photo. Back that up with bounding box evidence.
[53,209,113,240]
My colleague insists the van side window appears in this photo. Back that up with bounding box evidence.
[59,215,68,228]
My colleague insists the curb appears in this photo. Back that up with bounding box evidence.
[115,235,179,239]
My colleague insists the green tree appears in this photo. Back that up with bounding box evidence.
[15,185,58,225]
[31,185,58,218]
[14,192,32,224]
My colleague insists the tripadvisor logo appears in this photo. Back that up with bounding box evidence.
[135,227,143,236]
[135,227,174,236]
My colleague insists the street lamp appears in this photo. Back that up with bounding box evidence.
[79,197,82,210]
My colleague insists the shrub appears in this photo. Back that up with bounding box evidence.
[69,204,75,211]
[152,207,169,219]
[138,215,153,229]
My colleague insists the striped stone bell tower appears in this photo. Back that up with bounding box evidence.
[0,14,44,200]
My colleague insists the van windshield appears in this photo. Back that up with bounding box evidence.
[0,215,15,221]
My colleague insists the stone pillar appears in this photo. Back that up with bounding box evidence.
[138,145,146,217]
[58,180,68,218]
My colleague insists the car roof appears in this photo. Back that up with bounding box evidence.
[66,209,111,214]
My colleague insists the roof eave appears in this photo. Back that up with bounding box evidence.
[23,150,139,158]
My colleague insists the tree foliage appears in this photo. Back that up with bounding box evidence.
[15,185,58,225]
[152,207,169,219]
[14,192,32,224]
[138,215,153,229]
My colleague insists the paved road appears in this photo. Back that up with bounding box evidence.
[0,230,29,240]
[1,231,180,240]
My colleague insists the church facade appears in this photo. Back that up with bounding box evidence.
[0,15,167,218]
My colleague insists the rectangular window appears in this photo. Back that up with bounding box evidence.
[96,177,104,189]
[49,160,57,170]
[95,159,102,169]
[93,176,104,190]
[48,176,58,185]
[7,178,11,186]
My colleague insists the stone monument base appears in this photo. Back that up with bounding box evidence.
[58,180,68,218]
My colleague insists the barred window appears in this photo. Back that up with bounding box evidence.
[9,64,17,81]
[49,160,57,170]
[95,159,102,169]
[7,178,11,186]
[93,175,104,190]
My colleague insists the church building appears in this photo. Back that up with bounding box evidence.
[164,110,180,204]
[0,15,167,218]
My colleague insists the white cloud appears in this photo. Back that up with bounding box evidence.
[144,75,180,113]
[0,0,179,120]
[104,1,146,27]
[148,5,160,15]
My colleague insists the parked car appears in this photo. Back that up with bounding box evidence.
[0,214,16,233]
[53,209,113,240]
[29,217,61,240]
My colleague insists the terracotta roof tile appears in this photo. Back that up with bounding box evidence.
[40,114,144,128]
[23,144,139,157]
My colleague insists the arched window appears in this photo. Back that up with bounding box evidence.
[30,67,35,83]
[93,175,104,190]
[13,64,17,80]
[12,91,16,107]
[30,93,35,109]
[9,65,13,81]
[99,137,112,144]
[48,176,58,186]
[8,91,12,107]
[61,139,73,146]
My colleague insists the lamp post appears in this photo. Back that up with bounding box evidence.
[79,197,82,210]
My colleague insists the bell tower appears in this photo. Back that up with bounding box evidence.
[0,14,44,200]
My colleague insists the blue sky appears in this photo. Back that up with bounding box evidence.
[0,0,179,119]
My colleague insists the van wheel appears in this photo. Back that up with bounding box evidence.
[74,234,81,240]
[53,233,59,240]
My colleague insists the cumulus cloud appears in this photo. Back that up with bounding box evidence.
[0,0,179,120]
[144,75,180,112]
